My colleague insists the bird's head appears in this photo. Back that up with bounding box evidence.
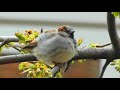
[58,25,75,39]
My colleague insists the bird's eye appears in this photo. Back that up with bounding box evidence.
[65,30,69,33]
[68,30,75,39]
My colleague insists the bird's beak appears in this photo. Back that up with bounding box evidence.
[70,30,75,34]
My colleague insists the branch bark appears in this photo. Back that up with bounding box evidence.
[0,36,19,42]
[0,47,117,64]
[107,12,120,53]
[98,12,120,78]
[0,48,21,56]
[0,54,37,64]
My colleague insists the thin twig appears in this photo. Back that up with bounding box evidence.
[7,43,22,52]
[96,43,112,48]
[100,59,112,78]
[0,40,8,48]
[64,59,73,72]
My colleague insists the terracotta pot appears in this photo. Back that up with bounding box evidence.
[0,60,100,78]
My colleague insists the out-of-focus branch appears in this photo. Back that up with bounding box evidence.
[0,47,116,62]
[0,40,8,47]
[0,36,20,51]
[0,48,21,56]
[0,54,37,64]
[0,36,19,42]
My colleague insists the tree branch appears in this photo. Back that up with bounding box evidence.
[0,40,8,47]
[50,66,60,77]
[0,47,117,64]
[100,59,112,78]
[0,54,37,64]
[0,47,116,61]
[75,47,115,59]
[99,12,120,78]
[107,12,120,52]
[0,36,19,42]
[0,48,21,56]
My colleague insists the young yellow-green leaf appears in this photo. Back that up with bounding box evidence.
[20,50,29,54]
[18,60,54,78]
[18,62,35,70]
[20,68,31,74]
[77,38,83,46]
[89,43,99,48]
[9,42,15,45]
[111,59,120,73]
[15,30,39,45]
[112,12,120,18]
[0,47,3,53]
[15,32,26,41]
[78,60,83,63]
[78,59,86,63]
[56,72,62,78]
[71,61,75,64]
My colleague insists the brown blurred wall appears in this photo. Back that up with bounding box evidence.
[0,60,100,78]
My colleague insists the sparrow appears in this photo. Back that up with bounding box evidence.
[22,25,78,66]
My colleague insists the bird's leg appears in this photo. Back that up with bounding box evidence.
[51,61,65,77]
[64,59,73,72]
[52,61,63,71]
[64,62,70,72]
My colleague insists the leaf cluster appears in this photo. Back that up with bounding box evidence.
[18,61,53,78]
[112,12,120,18]
[15,30,39,45]
[111,60,120,73]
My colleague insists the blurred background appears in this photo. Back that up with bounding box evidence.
[0,12,120,78]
